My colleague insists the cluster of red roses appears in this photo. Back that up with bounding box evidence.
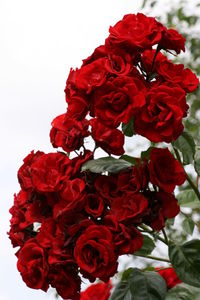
[9,13,199,300]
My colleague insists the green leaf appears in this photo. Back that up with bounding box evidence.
[177,189,200,209]
[122,268,134,281]
[169,240,200,287]
[172,131,195,165]
[141,0,148,9]
[182,218,195,235]
[135,235,155,256]
[141,147,153,160]
[122,118,135,137]
[129,268,167,300]
[166,283,200,300]
[81,157,132,174]
[120,155,137,165]
[109,281,132,300]
[194,146,200,176]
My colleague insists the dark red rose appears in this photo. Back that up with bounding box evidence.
[70,150,93,178]
[73,58,107,94]
[157,60,199,93]
[18,151,44,192]
[66,93,89,120]
[143,191,180,231]
[105,50,132,76]
[106,13,163,53]
[141,49,167,74]
[94,174,119,204]
[117,160,149,193]
[30,152,69,193]
[148,148,186,193]
[85,193,105,219]
[54,178,86,218]
[157,267,181,289]
[134,84,188,142]
[74,225,118,282]
[17,238,49,291]
[80,281,112,300]
[18,151,71,193]
[90,118,124,155]
[160,28,185,54]
[49,265,81,300]
[110,192,148,224]
[94,76,146,128]
[104,215,143,255]
[50,114,89,152]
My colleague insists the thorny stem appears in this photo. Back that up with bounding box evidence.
[173,147,200,202]
[134,253,170,263]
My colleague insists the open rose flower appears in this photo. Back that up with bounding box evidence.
[157,267,181,289]
[93,75,146,128]
[17,238,49,291]
[134,84,188,142]
[148,148,186,193]
[74,225,118,282]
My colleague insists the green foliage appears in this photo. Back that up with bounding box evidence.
[169,240,200,287]
[166,283,200,300]
[177,189,200,209]
[135,235,156,256]
[120,154,137,165]
[172,131,195,165]
[110,268,167,300]
[194,146,200,176]
[182,217,195,235]
[81,157,132,173]
[122,118,135,137]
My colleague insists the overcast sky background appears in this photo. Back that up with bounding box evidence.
[1,0,197,299]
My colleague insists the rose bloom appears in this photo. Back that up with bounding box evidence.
[148,148,186,193]
[80,281,112,300]
[157,267,181,289]
[105,13,163,52]
[50,113,89,152]
[74,225,118,282]
[17,238,49,292]
[134,84,188,143]
[90,118,124,155]
[93,75,146,128]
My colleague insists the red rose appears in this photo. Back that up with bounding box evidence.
[74,225,118,282]
[157,267,181,289]
[94,76,146,128]
[82,45,106,66]
[106,13,163,52]
[50,114,89,152]
[49,265,81,300]
[117,161,149,193]
[90,118,124,155]
[104,215,143,255]
[134,84,188,142]
[148,148,186,193]
[66,93,89,120]
[18,151,44,192]
[80,281,112,300]
[143,191,180,231]
[157,60,199,93]
[141,49,167,74]
[54,178,86,218]
[110,192,148,224]
[84,193,105,219]
[73,58,107,94]
[160,28,185,54]
[17,238,49,291]
[105,50,132,76]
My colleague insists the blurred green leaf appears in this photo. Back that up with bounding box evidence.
[172,131,195,165]
[135,235,155,256]
[169,240,200,287]
[182,217,195,235]
[177,189,200,209]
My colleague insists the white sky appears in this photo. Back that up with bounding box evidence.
[0,1,144,299]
